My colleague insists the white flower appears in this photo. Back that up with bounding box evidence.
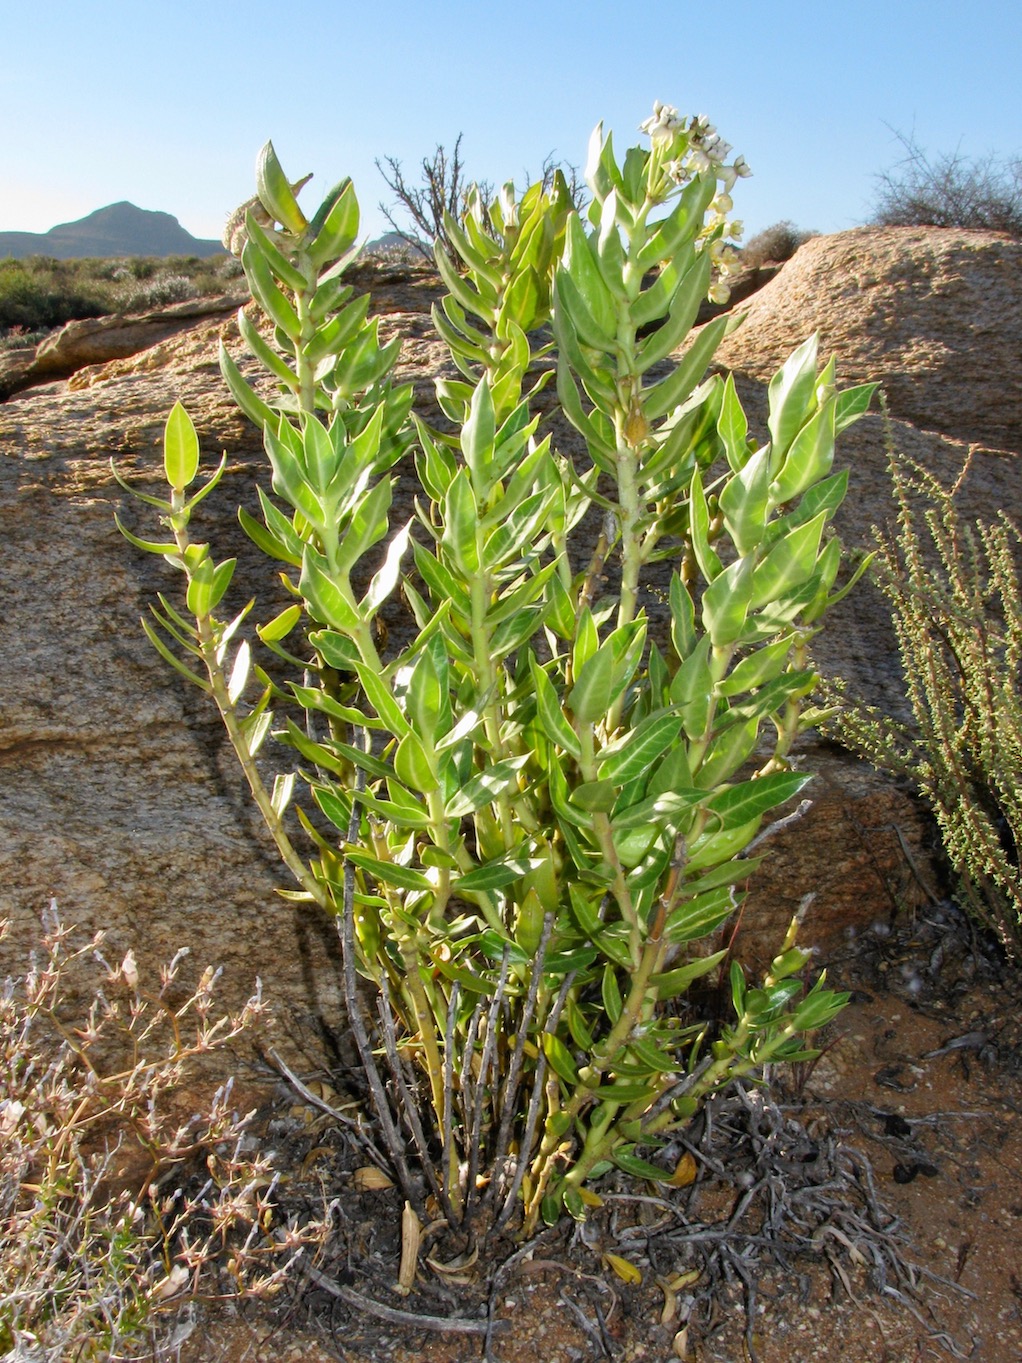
[688,149,712,176]
[708,281,731,305]
[120,948,139,991]
[728,219,744,241]
[0,1099,26,1138]
[713,193,734,215]
[640,100,684,144]
[733,155,753,178]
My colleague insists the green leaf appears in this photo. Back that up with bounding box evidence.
[597,1078,657,1104]
[446,756,530,818]
[598,712,684,786]
[412,542,472,618]
[769,401,836,506]
[569,779,617,813]
[362,519,410,619]
[555,268,616,351]
[834,381,877,433]
[542,1033,579,1085]
[562,211,617,340]
[164,402,200,490]
[706,771,812,829]
[611,787,705,831]
[237,308,298,388]
[310,628,359,671]
[613,1148,669,1181]
[694,716,758,790]
[647,742,693,799]
[430,953,498,996]
[141,617,210,692]
[350,662,409,736]
[113,514,180,558]
[752,510,827,609]
[601,964,623,1022]
[701,555,754,647]
[669,573,697,661]
[394,730,437,794]
[684,815,764,872]
[654,950,728,1000]
[207,557,236,612]
[307,178,360,268]
[767,334,819,464]
[243,210,308,293]
[299,548,360,630]
[435,244,492,325]
[462,377,496,491]
[635,251,711,373]
[718,373,751,471]
[718,445,771,556]
[634,174,715,269]
[664,886,738,945]
[716,637,797,696]
[255,141,309,235]
[644,312,733,421]
[791,986,850,1032]
[442,468,480,575]
[186,559,215,617]
[455,853,541,893]
[569,640,616,724]
[344,850,432,893]
[219,341,276,433]
[569,884,605,939]
[530,657,583,759]
[243,238,302,341]
[688,470,722,582]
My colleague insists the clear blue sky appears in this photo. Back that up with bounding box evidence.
[2,0,1019,248]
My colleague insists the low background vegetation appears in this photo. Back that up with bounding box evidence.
[0,253,244,339]
[871,129,1022,238]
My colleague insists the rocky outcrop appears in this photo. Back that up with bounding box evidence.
[0,236,1017,1028]
[0,294,249,401]
[715,225,1022,454]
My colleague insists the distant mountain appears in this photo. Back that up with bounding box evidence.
[0,202,224,260]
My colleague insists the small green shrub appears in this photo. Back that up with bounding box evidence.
[830,448,1022,963]
[741,220,818,269]
[117,106,870,1238]
[871,129,1022,238]
[0,259,109,330]
[117,273,199,312]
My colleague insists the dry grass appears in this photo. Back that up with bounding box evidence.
[0,907,325,1361]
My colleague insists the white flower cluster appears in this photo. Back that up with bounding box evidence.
[639,102,751,194]
[639,102,752,304]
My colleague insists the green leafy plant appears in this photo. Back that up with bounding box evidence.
[829,449,1022,963]
[115,104,873,1236]
[0,910,321,1360]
